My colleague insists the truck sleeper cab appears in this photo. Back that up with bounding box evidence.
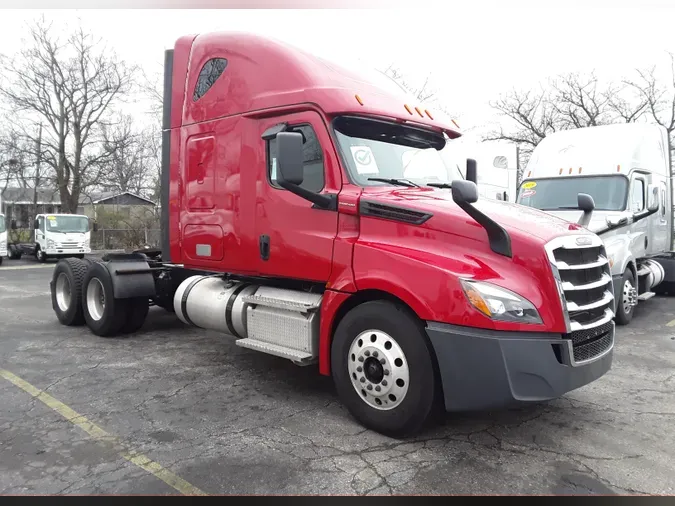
[517,123,675,326]
[49,32,615,437]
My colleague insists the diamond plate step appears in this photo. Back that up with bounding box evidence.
[235,338,317,365]
[637,291,655,301]
[240,294,321,313]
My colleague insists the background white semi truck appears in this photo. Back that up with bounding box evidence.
[517,122,675,325]
[447,138,519,202]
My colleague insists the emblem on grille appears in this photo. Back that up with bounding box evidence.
[575,236,592,246]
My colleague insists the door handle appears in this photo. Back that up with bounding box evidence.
[259,235,270,261]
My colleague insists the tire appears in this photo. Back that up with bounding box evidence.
[615,268,637,325]
[120,297,149,334]
[51,258,89,326]
[331,300,439,438]
[36,247,47,263]
[81,261,129,337]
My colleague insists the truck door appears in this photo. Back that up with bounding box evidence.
[651,179,670,253]
[628,172,649,256]
[35,215,45,246]
[255,111,341,282]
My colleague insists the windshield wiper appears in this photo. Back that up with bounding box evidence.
[427,182,452,189]
[367,177,421,188]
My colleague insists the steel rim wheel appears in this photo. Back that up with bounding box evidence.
[347,329,410,411]
[86,278,106,321]
[55,272,72,312]
[622,279,636,315]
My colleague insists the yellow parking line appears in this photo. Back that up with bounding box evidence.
[666,319,675,327]
[0,368,207,496]
[0,265,54,271]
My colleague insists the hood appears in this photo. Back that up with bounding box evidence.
[360,186,585,245]
[531,208,628,235]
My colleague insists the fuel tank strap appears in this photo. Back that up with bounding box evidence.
[181,276,209,327]
[225,283,250,338]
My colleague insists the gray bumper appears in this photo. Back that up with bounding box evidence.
[425,321,614,412]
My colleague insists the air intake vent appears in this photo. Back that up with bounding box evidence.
[359,200,432,225]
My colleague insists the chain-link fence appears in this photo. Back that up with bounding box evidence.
[91,229,161,251]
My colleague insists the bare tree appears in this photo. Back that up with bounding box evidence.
[623,52,675,162]
[97,114,156,197]
[486,72,650,180]
[0,17,137,213]
[379,63,459,120]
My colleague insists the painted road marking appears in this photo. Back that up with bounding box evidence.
[0,368,207,496]
[0,264,54,271]
[667,319,675,327]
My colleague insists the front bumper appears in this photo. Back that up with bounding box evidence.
[45,247,91,255]
[426,321,614,412]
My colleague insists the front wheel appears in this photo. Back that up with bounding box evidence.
[36,247,47,263]
[615,268,637,325]
[331,300,439,438]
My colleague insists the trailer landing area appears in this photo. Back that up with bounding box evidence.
[0,262,673,495]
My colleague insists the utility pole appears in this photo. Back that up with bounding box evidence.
[31,123,42,242]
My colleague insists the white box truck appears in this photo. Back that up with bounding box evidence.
[516,122,674,325]
[7,213,94,262]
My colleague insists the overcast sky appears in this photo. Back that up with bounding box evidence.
[1,4,675,143]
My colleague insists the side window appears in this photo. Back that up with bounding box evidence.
[37,217,44,231]
[267,125,325,193]
[630,178,645,212]
[193,58,228,102]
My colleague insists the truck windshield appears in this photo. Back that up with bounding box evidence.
[332,115,464,187]
[46,215,90,233]
[517,176,628,211]
[0,216,5,233]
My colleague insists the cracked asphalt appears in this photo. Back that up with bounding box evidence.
[0,259,674,495]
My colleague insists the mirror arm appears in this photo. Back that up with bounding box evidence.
[452,199,512,258]
[278,181,337,211]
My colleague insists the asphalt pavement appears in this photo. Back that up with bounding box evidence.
[0,256,674,495]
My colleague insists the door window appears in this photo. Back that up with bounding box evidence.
[267,124,325,193]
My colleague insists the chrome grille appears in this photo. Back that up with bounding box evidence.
[566,320,614,363]
[58,242,79,249]
[545,234,615,333]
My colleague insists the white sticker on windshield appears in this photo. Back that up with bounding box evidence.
[350,146,379,175]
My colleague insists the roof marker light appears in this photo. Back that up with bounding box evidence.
[559,168,563,175]
[568,167,573,174]
[404,104,413,115]
[617,165,621,172]
[355,94,364,106]
[578,167,582,174]
[414,106,424,117]
[425,109,434,120]
[451,119,460,129]
[527,170,531,177]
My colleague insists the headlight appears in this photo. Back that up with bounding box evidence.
[459,279,543,324]
[84,238,90,248]
[47,239,55,248]
[0,240,6,249]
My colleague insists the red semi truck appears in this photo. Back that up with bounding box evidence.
[49,32,616,437]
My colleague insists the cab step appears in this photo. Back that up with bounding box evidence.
[239,286,323,365]
[637,291,655,301]
[235,338,316,365]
